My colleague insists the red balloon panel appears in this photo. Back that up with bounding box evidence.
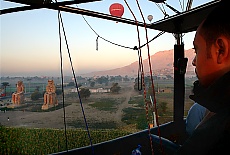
[109,3,124,17]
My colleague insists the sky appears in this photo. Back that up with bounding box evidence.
[0,0,211,77]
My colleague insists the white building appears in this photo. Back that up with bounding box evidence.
[89,88,110,93]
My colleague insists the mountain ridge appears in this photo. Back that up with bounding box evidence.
[80,48,195,77]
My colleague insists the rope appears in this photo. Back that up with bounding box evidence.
[55,1,167,154]
[124,0,154,154]
[136,0,165,154]
[155,3,168,18]
[123,0,143,91]
[134,1,155,154]
[78,5,133,50]
[178,0,184,11]
[139,31,165,49]
[57,8,95,155]
[57,3,68,152]
[160,3,167,17]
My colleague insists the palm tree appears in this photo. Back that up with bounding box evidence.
[1,82,10,96]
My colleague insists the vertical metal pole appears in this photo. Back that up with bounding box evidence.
[173,33,185,124]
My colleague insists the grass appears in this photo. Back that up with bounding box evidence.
[88,98,120,112]
[68,120,118,129]
[123,95,174,129]
[3,103,71,112]
[125,95,153,129]
[122,107,146,124]
[128,96,145,107]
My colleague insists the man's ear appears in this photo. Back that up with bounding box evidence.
[216,37,229,64]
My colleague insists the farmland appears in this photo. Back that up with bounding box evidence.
[0,126,131,155]
[0,76,196,154]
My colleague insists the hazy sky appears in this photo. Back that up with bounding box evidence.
[1,0,210,77]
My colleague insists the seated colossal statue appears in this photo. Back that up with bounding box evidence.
[12,80,25,104]
[42,80,58,110]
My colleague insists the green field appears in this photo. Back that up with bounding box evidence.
[0,125,131,155]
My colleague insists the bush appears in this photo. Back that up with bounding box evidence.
[56,89,62,95]
[110,83,121,93]
[157,101,168,116]
[31,91,42,101]
[79,88,91,99]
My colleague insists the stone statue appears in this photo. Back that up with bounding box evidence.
[42,79,58,110]
[12,80,25,104]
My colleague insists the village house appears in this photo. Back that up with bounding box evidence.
[89,87,110,93]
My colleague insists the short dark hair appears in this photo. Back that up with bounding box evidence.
[200,0,230,58]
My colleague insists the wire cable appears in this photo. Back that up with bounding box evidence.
[160,3,167,17]
[57,7,95,155]
[76,5,163,50]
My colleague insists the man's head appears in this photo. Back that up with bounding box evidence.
[192,1,230,87]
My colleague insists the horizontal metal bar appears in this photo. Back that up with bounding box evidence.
[1,0,102,14]
[4,0,100,5]
[1,1,152,29]
[52,5,152,29]
[1,5,41,14]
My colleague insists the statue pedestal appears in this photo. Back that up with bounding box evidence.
[41,104,55,110]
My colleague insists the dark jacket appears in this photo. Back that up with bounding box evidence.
[176,71,230,155]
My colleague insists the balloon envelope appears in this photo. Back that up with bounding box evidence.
[148,15,153,22]
[109,3,124,17]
